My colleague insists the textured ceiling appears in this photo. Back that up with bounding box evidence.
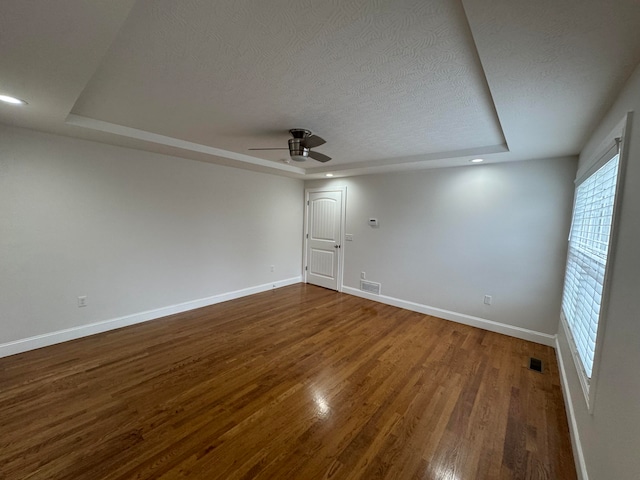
[71,0,505,167]
[1,0,640,177]
[463,0,640,162]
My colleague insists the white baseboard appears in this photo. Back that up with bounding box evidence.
[0,277,301,359]
[341,286,556,347]
[555,336,589,480]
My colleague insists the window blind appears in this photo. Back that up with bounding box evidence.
[562,150,619,379]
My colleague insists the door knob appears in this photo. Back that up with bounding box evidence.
[334,245,340,249]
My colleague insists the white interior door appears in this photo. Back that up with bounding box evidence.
[305,189,344,291]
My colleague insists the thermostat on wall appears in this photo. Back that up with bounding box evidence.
[368,218,379,227]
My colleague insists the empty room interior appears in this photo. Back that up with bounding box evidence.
[1,1,640,479]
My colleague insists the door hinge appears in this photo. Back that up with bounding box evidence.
[305,266,308,271]
[306,233,308,238]
[307,200,309,205]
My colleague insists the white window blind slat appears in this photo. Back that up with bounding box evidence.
[562,152,619,379]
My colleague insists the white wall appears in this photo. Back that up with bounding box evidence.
[0,126,304,350]
[307,156,576,338]
[556,64,640,480]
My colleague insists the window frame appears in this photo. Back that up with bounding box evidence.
[560,113,631,412]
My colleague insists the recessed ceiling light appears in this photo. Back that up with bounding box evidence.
[0,94,27,105]
[470,158,484,163]
[325,173,334,177]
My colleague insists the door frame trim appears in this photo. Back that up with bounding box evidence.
[303,186,347,292]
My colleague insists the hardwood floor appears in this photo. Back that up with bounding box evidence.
[0,284,576,479]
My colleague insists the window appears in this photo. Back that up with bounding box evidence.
[561,138,622,402]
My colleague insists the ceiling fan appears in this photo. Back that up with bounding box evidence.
[249,129,331,163]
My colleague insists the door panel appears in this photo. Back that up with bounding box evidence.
[310,199,337,240]
[306,190,343,290]
[309,248,335,278]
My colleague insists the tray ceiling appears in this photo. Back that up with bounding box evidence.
[1,0,640,178]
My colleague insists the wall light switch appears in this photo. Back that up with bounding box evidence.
[345,234,353,241]
[483,295,492,305]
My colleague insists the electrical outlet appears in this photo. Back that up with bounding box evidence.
[78,296,87,307]
[270,265,275,272]
[361,272,366,280]
[483,295,492,305]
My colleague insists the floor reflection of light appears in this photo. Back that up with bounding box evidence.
[430,463,460,480]
[312,390,330,418]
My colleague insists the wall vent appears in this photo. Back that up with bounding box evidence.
[360,280,381,295]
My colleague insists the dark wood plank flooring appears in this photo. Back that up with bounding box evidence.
[0,284,576,479]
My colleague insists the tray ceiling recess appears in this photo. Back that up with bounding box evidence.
[3,0,640,178]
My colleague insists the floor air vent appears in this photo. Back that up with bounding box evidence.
[529,357,543,373]
[360,280,381,295]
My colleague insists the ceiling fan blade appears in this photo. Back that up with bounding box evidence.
[308,151,332,163]
[301,135,326,149]
[248,148,289,151]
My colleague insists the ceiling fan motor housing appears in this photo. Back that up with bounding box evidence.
[288,137,310,161]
